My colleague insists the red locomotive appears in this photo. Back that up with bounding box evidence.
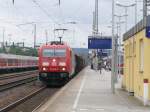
[0,53,38,72]
[38,41,85,85]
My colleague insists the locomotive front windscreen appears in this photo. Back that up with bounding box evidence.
[43,49,54,57]
[42,48,66,57]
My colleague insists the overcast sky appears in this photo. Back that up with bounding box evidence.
[0,0,143,48]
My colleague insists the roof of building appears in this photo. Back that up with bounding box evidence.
[123,15,150,41]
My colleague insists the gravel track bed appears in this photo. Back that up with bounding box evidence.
[0,74,38,85]
[8,88,59,112]
[0,81,44,109]
[0,70,38,80]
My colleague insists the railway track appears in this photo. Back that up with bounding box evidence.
[0,71,39,92]
[0,70,38,80]
[0,86,46,112]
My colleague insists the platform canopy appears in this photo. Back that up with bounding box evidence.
[88,36,112,49]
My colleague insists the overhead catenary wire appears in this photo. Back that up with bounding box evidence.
[31,0,64,43]
[31,0,59,25]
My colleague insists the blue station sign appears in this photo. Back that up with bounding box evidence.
[146,26,150,38]
[88,37,112,49]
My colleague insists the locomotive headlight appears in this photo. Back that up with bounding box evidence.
[62,67,66,71]
[59,62,66,66]
[52,59,56,62]
[42,62,49,66]
[43,67,46,71]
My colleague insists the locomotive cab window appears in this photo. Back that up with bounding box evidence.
[55,49,66,57]
[42,49,66,57]
[43,49,54,57]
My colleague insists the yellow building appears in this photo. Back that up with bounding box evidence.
[123,17,150,105]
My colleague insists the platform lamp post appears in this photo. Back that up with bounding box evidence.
[143,0,147,26]
[114,14,127,48]
[108,22,119,85]
[114,14,126,76]
[143,0,150,25]
[108,22,124,82]
[116,2,136,32]
[112,0,116,94]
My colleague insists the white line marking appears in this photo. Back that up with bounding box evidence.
[80,108,89,111]
[95,108,105,111]
[73,75,86,110]
[72,111,76,112]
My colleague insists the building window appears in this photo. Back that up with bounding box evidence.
[139,39,144,72]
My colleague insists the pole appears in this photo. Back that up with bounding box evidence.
[34,24,36,48]
[117,16,122,77]
[125,7,128,32]
[95,0,98,35]
[73,27,75,43]
[135,0,137,25]
[93,11,96,35]
[112,0,115,94]
[116,22,119,79]
[12,0,14,4]
[95,0,99,70]
[2,28,5,51]
[45,30,48,44]
[115,34,118,83]
[115,23,119,82]
[143,0,147,27]
[59,0,60,6]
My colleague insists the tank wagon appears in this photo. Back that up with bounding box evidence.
[38,41,85,85]
[0,53,38,73]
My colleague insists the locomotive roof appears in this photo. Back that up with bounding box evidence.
[0,53,38,60]
[42,44,68,48]
[40,42,70,49]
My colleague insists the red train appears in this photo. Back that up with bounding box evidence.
[0,53,38,73]
[38,41,85,85]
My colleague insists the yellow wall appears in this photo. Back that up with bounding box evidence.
[123,29,150,100]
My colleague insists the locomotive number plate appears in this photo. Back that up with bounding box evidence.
[51,62,57,66]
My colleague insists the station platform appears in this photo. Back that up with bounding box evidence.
[34,67,149,112]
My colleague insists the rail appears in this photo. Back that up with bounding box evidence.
[0,86,46,112]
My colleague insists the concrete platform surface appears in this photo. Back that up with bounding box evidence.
[34,67,150,112]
